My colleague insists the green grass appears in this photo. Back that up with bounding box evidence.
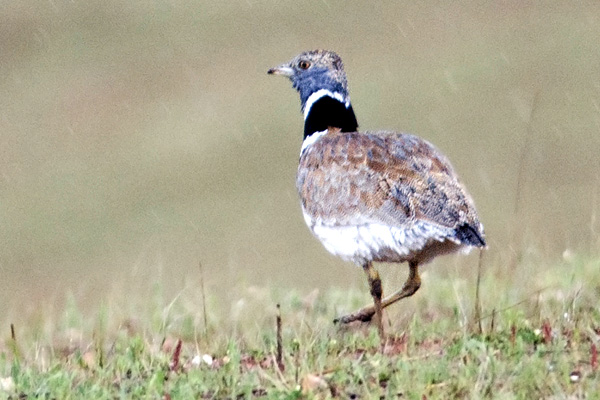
[2,0,600,314]
[2,251,599,398]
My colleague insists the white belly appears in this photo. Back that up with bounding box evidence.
[303,211,463,265]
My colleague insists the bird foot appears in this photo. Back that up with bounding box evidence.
[333,306,376,324]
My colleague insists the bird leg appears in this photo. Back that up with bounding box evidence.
[334,261,421,324]
[360,261,384,339]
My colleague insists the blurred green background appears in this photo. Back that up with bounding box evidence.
[1,1,599,324]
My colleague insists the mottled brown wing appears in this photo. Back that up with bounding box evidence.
[296,131,481,231]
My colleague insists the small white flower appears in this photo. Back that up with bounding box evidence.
[0,377,14,392]
[202,354,213,366]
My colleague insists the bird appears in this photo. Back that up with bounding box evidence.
[268,50,485,339]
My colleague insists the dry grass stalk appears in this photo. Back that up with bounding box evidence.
[510,90,541,271]
[276,304,283,371]
[198,261,208,334]
[472,249,485,335]
[170,339,183,372]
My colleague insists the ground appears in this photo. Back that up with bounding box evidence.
[2,251,599,398]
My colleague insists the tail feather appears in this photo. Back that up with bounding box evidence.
[454,223,486,247]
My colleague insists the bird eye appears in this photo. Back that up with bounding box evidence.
[298,60,311,70]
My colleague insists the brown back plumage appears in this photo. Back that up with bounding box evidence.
[298,130,480,229]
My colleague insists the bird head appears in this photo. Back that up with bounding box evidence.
[268,50,350,113]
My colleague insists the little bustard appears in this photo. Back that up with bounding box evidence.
[268,50,486,338]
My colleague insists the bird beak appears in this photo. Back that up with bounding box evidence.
[267,64,294,77]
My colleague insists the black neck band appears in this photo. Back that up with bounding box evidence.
[303,96,358,139]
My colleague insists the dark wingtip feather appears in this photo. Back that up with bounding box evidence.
[455,223,486,247]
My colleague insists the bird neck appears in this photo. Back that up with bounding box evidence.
[302,89,358,140]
